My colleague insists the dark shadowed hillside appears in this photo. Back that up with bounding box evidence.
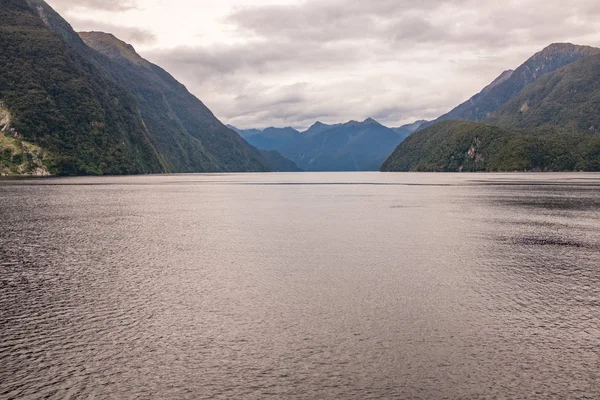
[0,0,165,175]
[79,31,267,173]
[0,0,268,175]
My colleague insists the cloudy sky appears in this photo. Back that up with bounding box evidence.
[47,0,600,130]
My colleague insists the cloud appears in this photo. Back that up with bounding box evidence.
[69,18,156,44]
[46,0,137,12]
[52,0,600,129]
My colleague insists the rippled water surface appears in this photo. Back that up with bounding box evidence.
[1,173,599,399]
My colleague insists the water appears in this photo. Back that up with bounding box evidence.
[1,172,599,399]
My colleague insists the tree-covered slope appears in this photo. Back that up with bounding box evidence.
[486,53,600,133]
[0,0,269,175]
[79,31,268,173]
[381,121,600,172]
[0,0,166,175]
[421,43,600,129]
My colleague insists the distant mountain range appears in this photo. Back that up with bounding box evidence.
[0,0,280,175]
[230,118,422,171]
[382,43,600,172]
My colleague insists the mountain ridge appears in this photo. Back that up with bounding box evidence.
[382,44,600,173]
[0,0,269,175]
[234,118,410,171]
[419,43,600,130]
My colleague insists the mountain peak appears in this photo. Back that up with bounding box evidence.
[530,42,600,63]
[79,31,149,67]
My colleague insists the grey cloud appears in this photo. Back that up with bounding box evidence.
[46,0,137,12]
[69,18,156,44]
[145,0,600,129]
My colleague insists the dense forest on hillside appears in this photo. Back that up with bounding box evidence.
[0,0,273,175]
[381,121,600,172]
[79,32,268,173]
[0,0,166,175]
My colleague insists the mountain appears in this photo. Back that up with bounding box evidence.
[303,121,341,137]
[0,0,267,175]
[420,43,600,130]
[226,125,302,171]
[257,149,303,172]
[237,118,407,171]
[241,126,302,151]
[391,120,428,140]
[381,120,600,172]
[79,31,267,173]
[0,0,164,175]
[393,120,428,134]
[485,53,600,133]
[382,44,600,172]
[227,125,261,139]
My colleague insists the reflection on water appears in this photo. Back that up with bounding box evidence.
[1,173,599,399]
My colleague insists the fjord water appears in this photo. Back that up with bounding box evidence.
[1,173,599,399]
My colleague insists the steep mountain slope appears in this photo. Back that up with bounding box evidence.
[0,0,268,175]
[295,118,405,171]
[381,121,600,172]
[79,31,267,173]
[257,149,303,172]
[227,125,262,140]
[383,43,600,173]
[238,126,302,151]
[392,120,428,138]
[0,0,166,175]
[486,53,600,133]
[422,43,600,129]
[237,118,406,171]
[227,125,302,171]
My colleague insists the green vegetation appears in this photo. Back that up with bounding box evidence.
[0,0,268,175]
[0,0,166,175]
[79,32,268,173]
[0,131,52,176]
[383,45,600,173]
[426,43,600,127]
[486,54,600,133]
[381,121,600,172]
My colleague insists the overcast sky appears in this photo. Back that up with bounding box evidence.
[47,0,600,130]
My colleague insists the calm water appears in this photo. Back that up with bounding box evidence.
[1,173,599,399]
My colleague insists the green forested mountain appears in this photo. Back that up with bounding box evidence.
[485,53,600,133]
[420,43,600,130]
[0,0,267,175]
[382,44,600,173]
[0,0,165,175]
[381,121,600,172]
[79,32,267,173]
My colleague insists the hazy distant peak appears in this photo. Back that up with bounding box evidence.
[79,31,150,67]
